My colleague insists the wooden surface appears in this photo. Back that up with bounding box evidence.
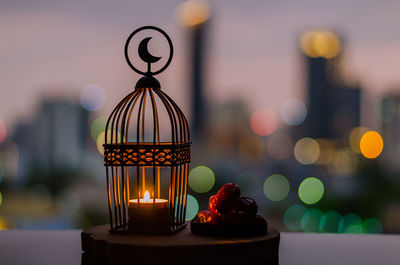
[1,230,400,265]
[81,224,280,265]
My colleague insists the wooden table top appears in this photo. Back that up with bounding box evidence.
[1,228,400,265]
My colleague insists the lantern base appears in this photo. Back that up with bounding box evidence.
[109,222,186,235]
[81,224,280,265]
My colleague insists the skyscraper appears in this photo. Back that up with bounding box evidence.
[176,0,211,138]
[298,31,361,139]
[12,98,90,181]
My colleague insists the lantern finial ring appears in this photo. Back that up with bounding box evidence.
[124,26,174,76]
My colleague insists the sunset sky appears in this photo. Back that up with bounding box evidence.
[2,0,400,130]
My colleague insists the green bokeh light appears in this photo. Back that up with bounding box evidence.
[189,166,215,193]
[90,117,107,141]
[301,208,323,232]
[236,172,262,197]
[96,130,121,155]
[319,210,342,233]
[298,177,324,204]
[339,213,362,234]
[284,204,306,231]
[185,194,199,221]
[362,218,382,234]
[263,174,290,201]
[0,192,2,207]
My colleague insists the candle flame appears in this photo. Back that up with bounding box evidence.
[144,191,151,202]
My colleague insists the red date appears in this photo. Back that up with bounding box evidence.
[194,210,220,225]
[235,196,258,216]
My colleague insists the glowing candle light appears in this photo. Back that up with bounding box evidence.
[129,191,168,206]
[128,190,170,232]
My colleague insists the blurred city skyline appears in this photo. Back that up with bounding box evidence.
[2,0,400,234]
[2,0,400,131]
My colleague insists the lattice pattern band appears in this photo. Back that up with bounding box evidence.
[104,142,191,166]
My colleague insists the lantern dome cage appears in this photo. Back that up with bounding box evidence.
[103,26,191,234]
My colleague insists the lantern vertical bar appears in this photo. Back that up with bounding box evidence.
[125,167,129,225]
[179,164,186,225]
[111,166,119,227]
[116,167,123,226]
[120,166,127,226]
[136,89,146,201]
[105,166,113,229]
[182,163,189,224]
[141,89,147,195]
[174,163,181,225]
[149,89,159,201]
[157,168,160,198]
[152,167,155,204]
[169,166,176,228]
[137,166,140,205]
[150,91,156,204]
[178,164,185,224]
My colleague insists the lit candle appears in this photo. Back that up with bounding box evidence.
[128,191,170,233]
[129,191,168,207]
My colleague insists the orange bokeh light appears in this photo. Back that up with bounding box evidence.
[360,131,383,159]
[175,0,211,27]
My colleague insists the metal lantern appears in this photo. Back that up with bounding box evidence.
[103,26,191,234]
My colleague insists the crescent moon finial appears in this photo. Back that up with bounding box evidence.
[124,26,174,76]
[138,37,162,64]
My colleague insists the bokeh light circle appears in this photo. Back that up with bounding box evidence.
[236,172,262,197]
[250,109,277,136]
[284,204,306,231]
[300,31,341,59]
[294,137,320,165]
[185,194,199,220]
[319,210,341,233]
[96,130,121,155]
[0,120,7,143]
[267,133,293,160]
[360,131,383,159]
[301,208,323,232]
[298,177,324,204]
[263,174,290,201]
[189,166,215,193]
[90,117,108,141]
[176,0,211,27]
[80,84,106,111]
[330,149,359,176]
[281,99,307,126]
[349,126,369,153]
[362,218,383,234]
[339,213,362,234]
[0,192,2,207]
[238,136,265,160]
